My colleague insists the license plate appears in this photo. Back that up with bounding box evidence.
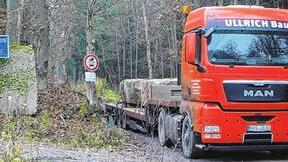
[247,125,271,132]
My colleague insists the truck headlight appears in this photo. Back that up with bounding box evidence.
[204,125,220,133]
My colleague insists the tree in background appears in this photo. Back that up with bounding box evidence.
[2,0,288,89]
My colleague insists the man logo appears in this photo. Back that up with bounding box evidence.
[244,90,274,97]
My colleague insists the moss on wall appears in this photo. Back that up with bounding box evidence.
[0,45,33,67]
[0,69,33,96]
[0,59,9,67]
[10,45,34,53]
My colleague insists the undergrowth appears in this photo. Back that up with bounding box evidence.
[0,85,124,160]
[0,109,124,160]
[0,118,24,161]
[71,78,121,103]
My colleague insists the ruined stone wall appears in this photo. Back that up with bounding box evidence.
[0,46,38,115]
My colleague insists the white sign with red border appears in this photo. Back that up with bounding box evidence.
[83,54,99,72]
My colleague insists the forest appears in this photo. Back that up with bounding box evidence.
[1,0,288,161]
[1,0,288,89]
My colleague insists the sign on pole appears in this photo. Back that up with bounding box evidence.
[85,72,96,82]
[83,54,99,82]
[83,54,99,72]
[0,35,9,59]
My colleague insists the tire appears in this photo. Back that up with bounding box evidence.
[270,150,288,156]
[121,111,128,129]
[182,115,202,159]
[158,108,168,146]
[116,109,122,127]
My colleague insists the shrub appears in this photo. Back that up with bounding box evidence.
[71,78,121,103]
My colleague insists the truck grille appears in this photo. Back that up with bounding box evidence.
[244,133,272,144]
[223,80,288,102]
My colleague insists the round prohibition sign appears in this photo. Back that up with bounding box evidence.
[83,54,99,72]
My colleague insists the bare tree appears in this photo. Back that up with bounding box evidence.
[16,0,24,44]
[86,0,97,112]
[256,0,260,5]
[142,1,152,79]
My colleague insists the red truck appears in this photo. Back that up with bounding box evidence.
[104,6,288,158]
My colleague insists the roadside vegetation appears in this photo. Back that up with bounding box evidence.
[71,78,121,103]
[0,80,124,160]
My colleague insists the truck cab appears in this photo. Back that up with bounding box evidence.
[181,6,288,158]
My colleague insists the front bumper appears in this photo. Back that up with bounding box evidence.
[197,144,288,152]
[195,103,288,144]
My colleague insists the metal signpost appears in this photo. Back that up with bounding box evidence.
[83,53,99,112]
[83,53,99,81]
[0,35,9,59]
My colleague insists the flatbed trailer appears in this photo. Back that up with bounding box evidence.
[103,85,182,135]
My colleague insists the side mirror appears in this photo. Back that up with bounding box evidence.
[185,33,196,64]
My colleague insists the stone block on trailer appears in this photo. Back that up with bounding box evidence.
[119,78,179,106]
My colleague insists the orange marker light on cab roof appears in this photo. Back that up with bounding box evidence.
[181,5,191,15]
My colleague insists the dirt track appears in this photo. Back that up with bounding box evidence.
[2,130,288,161]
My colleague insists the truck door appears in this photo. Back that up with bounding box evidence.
[182,32,199,100]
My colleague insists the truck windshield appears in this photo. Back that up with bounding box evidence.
[208,31,288,66]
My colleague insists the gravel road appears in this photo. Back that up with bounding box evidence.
[2,130,288,162]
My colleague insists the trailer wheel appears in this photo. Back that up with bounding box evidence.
[182,115,202,158]
[116,109,122,127]
[121,111,128,129]
[158,109,168,146]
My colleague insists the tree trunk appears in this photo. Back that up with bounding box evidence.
[127,17,133,79]
[142,2,152,79]
[116,33,121,84]
[135,22,139,78]
[134,0,138,79]
[16,0,24,44]
[34,0,50,90]
[86,0,97,112]
[6,0,17,43]
[255,0,260,5]
[120,20,126,79]
[122,39,126,78]
[218,0,224,6]
[193,0,201,8]
[154,39,158,77]
[160,39,164,78]
[233,0,238,5]
[172,19,177,78]
[245,0,249,5]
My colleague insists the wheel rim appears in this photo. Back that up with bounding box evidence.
[158,111,165,145]
[122,112,127,128]
[182,117,193,153]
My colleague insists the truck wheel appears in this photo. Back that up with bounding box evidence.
[158,109,168,146]
[182,115,202,158]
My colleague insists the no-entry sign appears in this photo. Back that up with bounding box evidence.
[83,54,99,72]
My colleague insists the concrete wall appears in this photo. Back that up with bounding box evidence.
[0,46,38,115]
